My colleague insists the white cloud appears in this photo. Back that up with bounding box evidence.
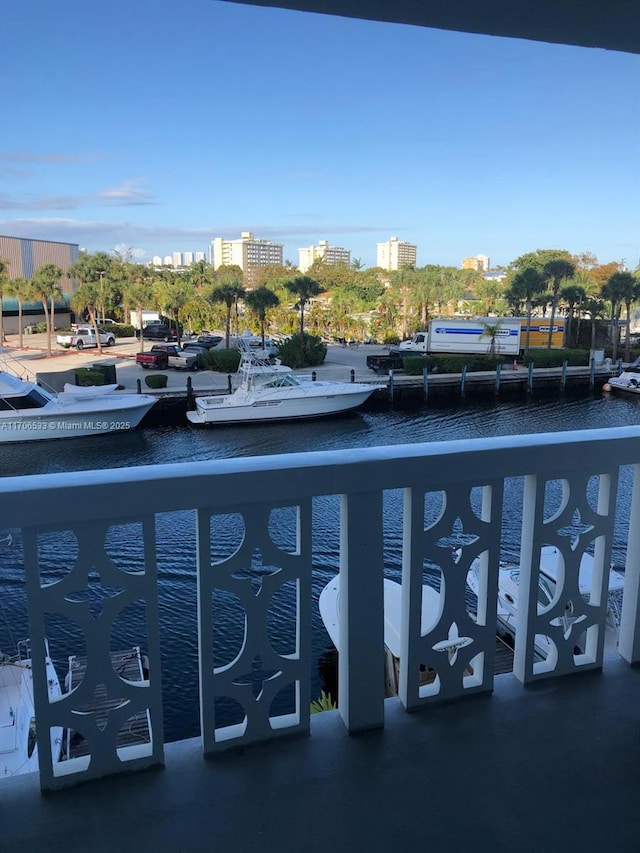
[96,179,157,206]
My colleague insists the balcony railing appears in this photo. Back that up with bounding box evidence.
[1,426,640,792]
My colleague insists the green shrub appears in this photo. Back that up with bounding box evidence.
[102,323,135,338]
[144,374,168,389]
[74,368,106,386]
[202,348,241,373]
[278,333,327,368]
[32,321,48,333]
[415,354,508,374]
[522,348,590,367]
[383,333,400,345]
[402,356,431,375]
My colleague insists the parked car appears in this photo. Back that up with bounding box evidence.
[136,345,200,370]
[135,324,178,342]
[57,326,116,350]
[195,335,223,349]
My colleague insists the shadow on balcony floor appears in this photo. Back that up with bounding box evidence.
[2,655,640,853]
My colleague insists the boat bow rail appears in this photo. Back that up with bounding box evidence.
[2,426,640,791]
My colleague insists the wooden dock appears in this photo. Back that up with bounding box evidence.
[65,647,151,759]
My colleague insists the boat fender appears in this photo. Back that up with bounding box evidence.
[630,378,639,388]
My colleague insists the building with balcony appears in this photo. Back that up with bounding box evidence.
[209,232,284,278]
[376,236,417,271]
[298,239,351,273]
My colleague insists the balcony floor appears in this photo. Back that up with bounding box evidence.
[2,655,640,853]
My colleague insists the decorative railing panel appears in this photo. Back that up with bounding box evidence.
[1,427,640,791]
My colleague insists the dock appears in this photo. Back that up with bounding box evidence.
[65,647,151,759]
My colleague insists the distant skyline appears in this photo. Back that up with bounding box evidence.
[1,0,638,270]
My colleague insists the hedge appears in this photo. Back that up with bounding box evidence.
[144,374,168,389]
[521,348,590,367]
[202,348,242,372]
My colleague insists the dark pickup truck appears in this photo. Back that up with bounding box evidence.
[136,345,200,371]
[366,351,409,374]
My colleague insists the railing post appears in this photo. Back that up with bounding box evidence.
[338,491,385,733]
[136,378,141,394]
[227,374,232,394]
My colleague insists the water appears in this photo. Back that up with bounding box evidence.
[1,391,639,741]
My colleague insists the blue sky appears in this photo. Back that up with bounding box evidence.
[1,0,638,269]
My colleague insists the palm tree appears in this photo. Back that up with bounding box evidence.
[70,282,103,352]
[32,263,63,356]
[5,277,34,349]
[189,259,214,292]
[505,268,546,355]
[603,271,639,362]
[481,321,504,359]
[559,284,587,348]
[542,259,576,349]
[245,287,280,346]
[156,273,193,344]
[209,282,246,348]
[0,258,10,344]
[601,273,631,361]
[284,276,324,337]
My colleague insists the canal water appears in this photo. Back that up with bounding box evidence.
[1,390,639,742]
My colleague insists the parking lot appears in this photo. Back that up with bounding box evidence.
[1,332,387,393]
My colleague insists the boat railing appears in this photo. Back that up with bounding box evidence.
[2,426,640,791]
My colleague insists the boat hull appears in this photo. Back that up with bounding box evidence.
[0,398,157,442]
[188,385,375,425]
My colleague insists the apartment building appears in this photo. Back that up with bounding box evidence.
[209,232,284,277]
[376,236,417,271]
[462,254,491,272]
[298,240,351,273]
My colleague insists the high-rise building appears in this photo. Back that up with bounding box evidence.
[152,255,163,267]
[376,236,417,271]
[172,251,183,268]
[183,252,194,267]
[209,232,284,279]
[298,240,351,273]
[194,252,205,263]
[163,255,173,266]
[462,254,491,272]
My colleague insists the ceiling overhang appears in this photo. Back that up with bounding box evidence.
[219,0,640,54]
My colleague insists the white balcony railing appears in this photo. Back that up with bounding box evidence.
[1,426,640,792]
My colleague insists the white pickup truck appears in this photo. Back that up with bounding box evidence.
[57,326,116,350]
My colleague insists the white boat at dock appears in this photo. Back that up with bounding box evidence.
[604,356,640,396]
[0,640,63,778]
[466,545,625,657]
[0,370,157,442]
[187,345,377,426]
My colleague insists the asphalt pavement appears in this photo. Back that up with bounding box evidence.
[1,333,388,393]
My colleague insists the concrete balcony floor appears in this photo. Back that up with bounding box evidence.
[3,656,640,853]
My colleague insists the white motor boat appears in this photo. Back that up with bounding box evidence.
[0,639,63,778]
[0,370,157,442]
[187,347,377,426]
[605,357,640,395]
[319,576,445,696]
[466,545,625,655]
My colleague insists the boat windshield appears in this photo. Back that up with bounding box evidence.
[0,389,50,410]
[260,374,301,389]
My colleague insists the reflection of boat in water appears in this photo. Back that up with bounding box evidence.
[0,370,157,442]
[319,576,443,696]
[187,345,377,426]
[466,545,625,657]
[0,639,63,778]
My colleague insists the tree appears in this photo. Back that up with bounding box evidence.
[189,259,215,292]
[70,281,103,352]
[0,258,10,344]
[121,266,156,354]
[209,268,246,348]
[5,277,34,349]
[542,259,575,349]
[245,286,280,346]
[32,263,63,356]
[601,273,630,361]
[505,268,546,355]
[603,271,639,362]
[559,284,587,348]
[481,321,505,359]
[284,275,324,338]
